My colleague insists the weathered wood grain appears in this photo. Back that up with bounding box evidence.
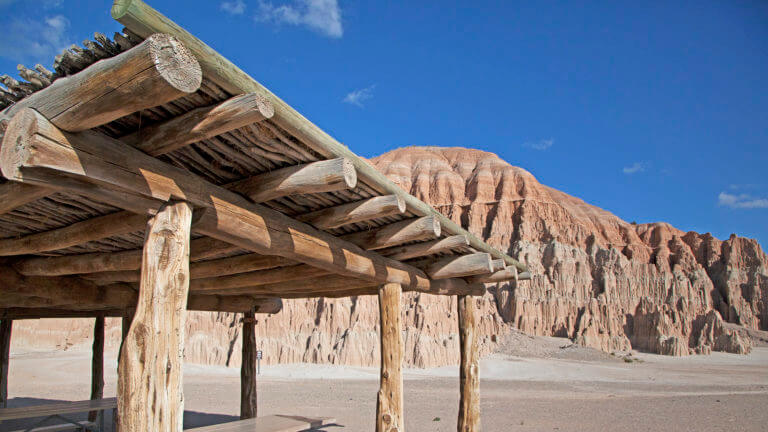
[117,201,192,432]
[297,194,406,230]
[376,282,404,432]
[240,311,257,419]
[341,216,441,251]
[378,235,469,261]
[89,316,105,422]
[457,295,481,432]
[0,319,10,408]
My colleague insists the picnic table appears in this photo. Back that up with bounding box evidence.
[0,397,117,432]
[184,415,335,432]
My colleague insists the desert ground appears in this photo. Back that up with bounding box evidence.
[3,332,767,432]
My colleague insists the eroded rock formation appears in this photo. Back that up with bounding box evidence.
[11,147,766,364]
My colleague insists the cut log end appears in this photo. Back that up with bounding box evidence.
[339,158,358,189]
[146,33,202,94]
[0,108,40,182]
[251,93,275,120]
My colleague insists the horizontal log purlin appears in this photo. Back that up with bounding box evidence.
[340,216,441,251]
[466,266,517,284]
[0,211,147,257]
[420,253,494,280]
[0,33,201,133]
[378,235,470,261]
[120,92,274,156]
[491,259,506,272]
[0,266,280,314]
[296,194,406,230]
[110,0,528,273]
[0,182,54,215]
[1,109,452,293]
[226,158,357,204]
[1,308,125,319]
[190,264,328,292]
[518,271,532,281]
[12,237,240,276]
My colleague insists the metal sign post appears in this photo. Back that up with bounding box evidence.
[256,350,262,374]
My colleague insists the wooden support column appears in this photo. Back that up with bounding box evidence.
[376,283,403,432]
[457,295,481,432]
[0,319,11,408]
[89,315,105,421]
[240,311,258,419]
[117,201,192,432]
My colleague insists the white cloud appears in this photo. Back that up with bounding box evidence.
[622,162,645,175]
[522,138,553,151]
[343,85,375,107]
[0,15,70,65]
[256,0,343,38]
[718,192,768,209]
[221,0,246,15]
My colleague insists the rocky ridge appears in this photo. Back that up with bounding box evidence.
[10,147,767,366]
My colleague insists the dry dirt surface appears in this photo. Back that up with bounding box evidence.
[4,339,768,432]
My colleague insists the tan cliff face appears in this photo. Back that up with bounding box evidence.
[11,147,766,365]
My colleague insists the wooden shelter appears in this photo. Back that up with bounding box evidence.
[0,1,530,430]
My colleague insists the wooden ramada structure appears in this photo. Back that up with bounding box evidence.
[0,1,530,430]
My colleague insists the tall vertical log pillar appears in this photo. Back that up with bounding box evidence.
[457,295,481,432]
[117,201,193,432]
[89,315,105,421]
[0,319,11,408]
[376,283,404,432]
[240,310,258,419]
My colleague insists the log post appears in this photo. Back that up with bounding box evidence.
[457,295,481,432]
[0,319,11,408]
[89,315,105,421]
[240,310,258,419]
[376,283,403,432]
[117,201,192,432]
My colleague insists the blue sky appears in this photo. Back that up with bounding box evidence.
[1,0,767,246]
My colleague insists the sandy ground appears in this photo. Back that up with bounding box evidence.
[3,340,768,431]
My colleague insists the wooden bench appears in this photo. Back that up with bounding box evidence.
[185,415,336,432]
[0,398,117,431]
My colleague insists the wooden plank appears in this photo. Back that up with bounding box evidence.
[183,415,336,432]
[422,253,493,279]
[227,158,357,203]
[0,319,10,408]
[240,311,257,419]
[0,398,117,420]
[121,93,274,156]
[457,295,481,431]
[0,211,146,256]
[110,0,527,274]
[378,235,469,261]
[296,194,405,230]
[376,283,403,432]
[117,201,192,432]
[341,216,441,251]
[1,108,436,292]
[89,316,105,422]
[0,33,201,132]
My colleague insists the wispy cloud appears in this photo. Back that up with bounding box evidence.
[343,85,375,107]
[0,15,70,65]
[522,138,553,151]
[221,0,246,15]
[622,162,645,175]
[256,0,342,38]
[718,192,768,209]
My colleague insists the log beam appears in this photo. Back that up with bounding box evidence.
[227,158,357,203]
[1,109,434,291]
[0,211,147,256]
[490,259,506,272]
[342,216,441,251]
[190,264,327,292]
[0,319,11,408]
[89,316,105,422]
[0,309,124,319]
[0,33,202,132]
[240,311,257,419]
[378,235,469,261]
[117,201,192,432]
[376,283,403,432]
[422,253,493,280]
[12,237,241,276]
[296,194,406,230]
[457,295,481,432]
[121,93,274,156]
[0,182,52,215]
[466,267,517,284]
